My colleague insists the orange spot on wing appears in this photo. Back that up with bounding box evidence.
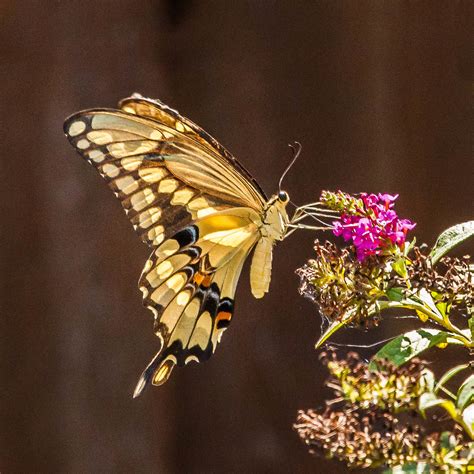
[216,311,232,323]
[193,273,204,285]
[193,273,212,288]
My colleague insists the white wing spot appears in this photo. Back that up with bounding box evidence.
[176,291,191,306]
[147,305,159,318]
[115,176,139,194]
[156,260,174,279]
[139,168,167,183]
[196,207,217,218]
[131,188,155,212]
[88,149,105,163]
[77,139,90,150]
[175,121,185,133]
[171,188,195,206]
[102,163,120,178]
[121,157,141,171]
[107,141,156,158]
[88,130,114,145]
[147,225,165,245]
[156,239,180,259]
[139,207,162,229]
[189,311,212,350]
[68,121,86,137]
[165,272,187,290]
[158,178,179,194]
[185,355,200,365]
[187,196,209,211]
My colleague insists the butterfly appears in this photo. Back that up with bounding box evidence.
[64,94,321,397]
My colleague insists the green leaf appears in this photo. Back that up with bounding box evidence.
[462,404,474,438]
[387,287,404,302]
[433,296,450,318]
[469,315,474,339]
[435,364,470,395]
[392,257,408,278]
[315,319,346,348]
[457,374,474,411]
[439,431,456,449]
[414,288,443,318]
[384,463,431,473]
[370,329,449,368]
[419,392,458,419]
[430,220,474,264]
[404,238,416,256]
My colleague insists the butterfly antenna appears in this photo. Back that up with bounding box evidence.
[278,141,302,192]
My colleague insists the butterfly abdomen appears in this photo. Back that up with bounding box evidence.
[249,237,274,299]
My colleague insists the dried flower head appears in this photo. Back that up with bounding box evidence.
[297,238,472,330]
[321,351,430,412]
[294,409,472,470]
[321,190,416,261]
[297,240,389,327]
[407,247,473,312]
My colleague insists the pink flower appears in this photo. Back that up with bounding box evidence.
[331,193,416,261]
[377,193,399,209]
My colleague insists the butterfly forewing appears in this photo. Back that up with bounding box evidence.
[119,94,267,206]
[64,96,267,394]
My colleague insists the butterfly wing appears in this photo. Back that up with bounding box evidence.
[64,96,267,393]
[119,94,267,206]
[133,210,259,397]
[64,97,266,224]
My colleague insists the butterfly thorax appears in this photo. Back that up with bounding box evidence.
[259,193,290,241]
[248,192,289,299]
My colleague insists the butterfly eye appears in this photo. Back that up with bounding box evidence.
[278,190,289,203]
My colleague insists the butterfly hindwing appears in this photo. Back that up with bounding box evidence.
[133,213,259,396]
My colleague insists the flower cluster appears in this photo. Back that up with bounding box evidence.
[407,247,473,311]
[297,240,388,326]
[295,196,473,471]
[319,190,364,215]
[321,191,416,261]
[298,238,473,328]
[294,409,472,470]
[321,351,429,412]
[294,351,473,470]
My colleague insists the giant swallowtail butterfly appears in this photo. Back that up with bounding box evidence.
[64,94,311,397]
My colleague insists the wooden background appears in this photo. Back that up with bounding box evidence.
[1,1,472,473]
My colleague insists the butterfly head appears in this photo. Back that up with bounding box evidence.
[260,141,299,240]
[277,190,290,204]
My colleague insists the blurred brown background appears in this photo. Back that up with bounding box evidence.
[1,1,472,473]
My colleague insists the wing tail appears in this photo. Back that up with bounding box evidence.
[133,344,176,398]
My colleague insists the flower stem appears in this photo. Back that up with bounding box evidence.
[378,300,472,347]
